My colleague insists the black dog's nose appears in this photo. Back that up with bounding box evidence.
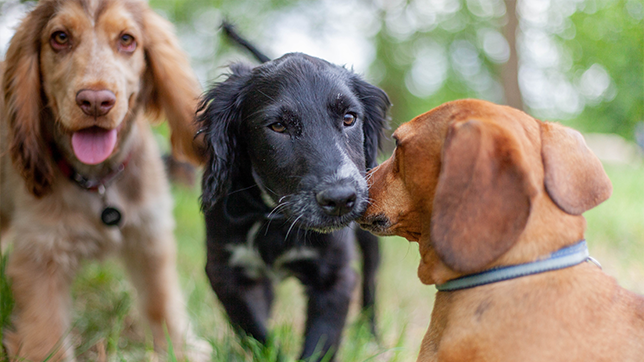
[316,186,357,217]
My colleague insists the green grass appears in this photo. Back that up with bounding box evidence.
[583,162,644,292]
[1,161,643,361]
[0,253,14,352]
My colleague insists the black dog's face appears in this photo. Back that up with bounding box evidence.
[198,53,389,232]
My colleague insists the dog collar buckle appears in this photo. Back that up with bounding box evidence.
[97,184,122,227]
[587,255,603,269]
[52,146,129,227]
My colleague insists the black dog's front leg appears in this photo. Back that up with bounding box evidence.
[206,257,273,343]
[355,227,380,336]
[298,263,357,362]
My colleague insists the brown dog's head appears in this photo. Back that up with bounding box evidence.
[3,0,202,197]
[359,99,612,284]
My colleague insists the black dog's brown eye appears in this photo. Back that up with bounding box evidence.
[269,122,287,133]
[343,113,356,127]
[51,31,70,50]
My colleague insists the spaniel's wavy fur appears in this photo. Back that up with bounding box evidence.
[0,0,208,360]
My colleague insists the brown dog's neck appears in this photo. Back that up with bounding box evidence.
[418,192,588,286]
[492,192,587,268]
[436,240,592,292]
[418,239,462,285]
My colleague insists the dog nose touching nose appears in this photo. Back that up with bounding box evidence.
[316,185,357,216]
[76,89,116,117]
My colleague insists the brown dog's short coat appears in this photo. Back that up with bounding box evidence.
[360,99,644,361]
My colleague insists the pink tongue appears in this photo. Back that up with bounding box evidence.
[71,128,117,165]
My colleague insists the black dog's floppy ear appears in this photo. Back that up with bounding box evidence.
[196,63,252,209]
[351,76,391,170]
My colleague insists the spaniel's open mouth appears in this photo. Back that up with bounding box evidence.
[71,126,117,165]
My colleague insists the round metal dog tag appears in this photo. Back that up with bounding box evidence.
[101,206,122,226]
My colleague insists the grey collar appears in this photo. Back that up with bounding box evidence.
[436,240,599,292]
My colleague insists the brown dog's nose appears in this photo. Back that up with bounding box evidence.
[76,89,116,117]
[316,185,357,217]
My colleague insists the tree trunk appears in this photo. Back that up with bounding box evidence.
[502,0,523,110]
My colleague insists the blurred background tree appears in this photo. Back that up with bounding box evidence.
[1,0,641,143]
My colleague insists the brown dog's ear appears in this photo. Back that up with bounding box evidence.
[140,8,205,164]
[540,122,612,215]
[3,3,56,198]
[431,120,536,273]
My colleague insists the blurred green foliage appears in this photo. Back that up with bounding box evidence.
[146,0,642,141]
[371,0,509,129]
[563,0,643,139]
[0,253,15,349]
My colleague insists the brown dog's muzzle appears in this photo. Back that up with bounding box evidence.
[358,212,392,235]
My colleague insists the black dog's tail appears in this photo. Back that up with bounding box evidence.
[221,21,271,63]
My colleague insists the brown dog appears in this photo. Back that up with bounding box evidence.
[359,99,644,361]
[1,0,208,361]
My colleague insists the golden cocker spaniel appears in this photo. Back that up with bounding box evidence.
[0,0,208,360]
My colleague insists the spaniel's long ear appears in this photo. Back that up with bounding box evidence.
[196,63,252,210]
[351,76,390,170]
[431,120,537,273]
[3,3,57,198]
[541,122,612,215]
[140,8,205,164]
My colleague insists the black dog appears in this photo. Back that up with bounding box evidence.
[197,33,389,361]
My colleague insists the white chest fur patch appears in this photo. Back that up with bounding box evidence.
[226,221,320,280]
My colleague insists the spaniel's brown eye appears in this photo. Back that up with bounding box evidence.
[51,31,70,50]
[343,113,356,127]
[119,33,136,53]
[269,122,287,133]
